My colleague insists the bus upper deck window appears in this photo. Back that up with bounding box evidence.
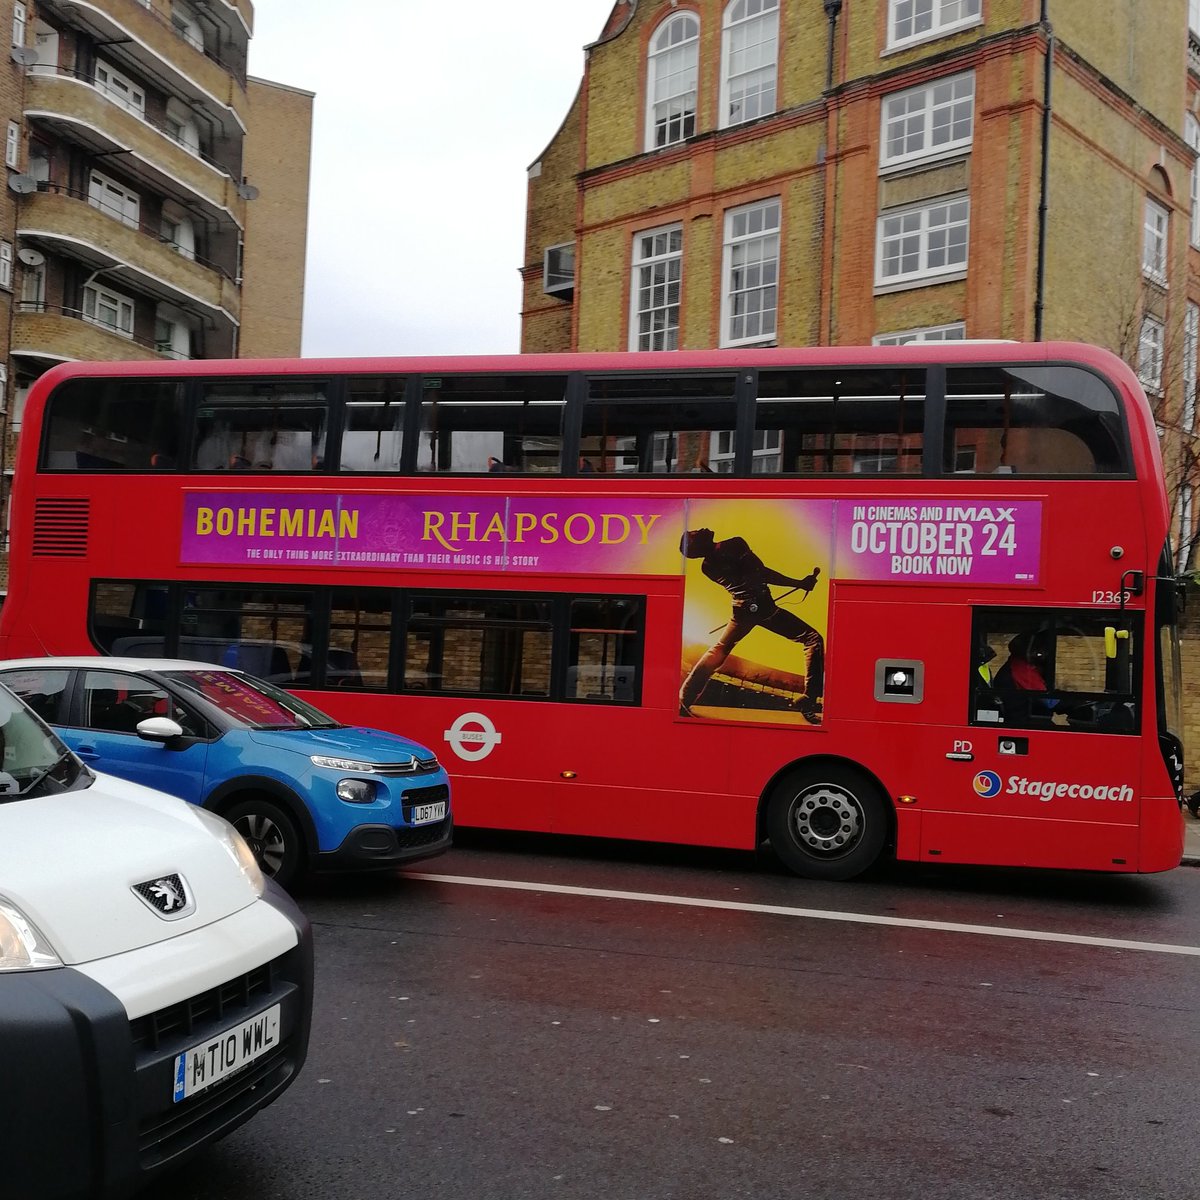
[42,379,185,471]
[341,376,405,473]
[753,368,926,476]
[943,365,1129,476]
[193,381,329,473]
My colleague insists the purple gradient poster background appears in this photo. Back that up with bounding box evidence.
[180,492,1043,586]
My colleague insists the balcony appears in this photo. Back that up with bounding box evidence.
[12,306,166,364]
[19,187,239,321]
[35,0,248,126]
[25,70,245,225]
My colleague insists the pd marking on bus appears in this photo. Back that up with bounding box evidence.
[444,712,503,762]
[973,771,1002,798]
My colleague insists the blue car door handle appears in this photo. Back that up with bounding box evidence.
[75,745,100,760]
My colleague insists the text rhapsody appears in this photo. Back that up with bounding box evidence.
[1006,776,1134,803]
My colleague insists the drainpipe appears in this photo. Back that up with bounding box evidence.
[1034,1,1053,340]
[820,0,843,345]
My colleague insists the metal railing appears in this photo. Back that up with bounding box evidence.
[133,0,249,87]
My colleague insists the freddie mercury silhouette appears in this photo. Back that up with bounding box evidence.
[679,528,824,722]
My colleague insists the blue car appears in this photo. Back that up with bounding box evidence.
[0,657,452,888]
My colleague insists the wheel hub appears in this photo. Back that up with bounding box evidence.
[791,786,862,856]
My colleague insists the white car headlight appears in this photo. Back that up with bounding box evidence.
[0,897,61,971]
[194,806,265,897]
[310,755,381,773]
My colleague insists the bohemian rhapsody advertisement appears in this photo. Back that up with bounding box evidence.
[180,491,1043,727]
[180,492,1042,583]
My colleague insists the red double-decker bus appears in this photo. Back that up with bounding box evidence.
[0,342,1184,879]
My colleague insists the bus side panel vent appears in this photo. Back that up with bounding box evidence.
[32,498,90,557]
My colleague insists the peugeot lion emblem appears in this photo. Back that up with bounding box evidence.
[132,873,195,921]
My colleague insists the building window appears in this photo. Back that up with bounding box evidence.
[12,2,26,47]
[0,243,11,290]
[646,13,699,151]
[1143,198,1169,285]
[88,170,140,230]
[1179,485,1195,573]
[1138,315,1164,394]
[171,1,205,51]
[880,71,974,170]
[720,0,779,129]
[543,243,575,298]
[1185,303,1199,434]
[1189,115,1200,249]
[876,196,970,287]
[630,224,682,351]
[1192,0,1200,37]
[94,60,146,119]
[721,198,780,347]
[887,0,981,50]
[4,121,18,169]
[874,322,966,345]
[83,283,136,338]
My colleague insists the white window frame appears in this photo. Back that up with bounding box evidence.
[873,322,967,345]
[170,1,205,52]
[645,13,699,152]
[1143,198,1169,285]
[0,243,11,291]
[4,121,18,169]
[887,0,982,51]
[1185,302,1199,434]
[629,223,682,352]
[83,283,136,339]
[1138,314,1165,395]
[543,242,575,297]
[880,71,974,172]
[720,197,780,347]
[1189,114,1200,249]
[88,169,141,230]
[720,0,779,130]
[12,2,26,48]
[1179,484,1195,574]
[1191,0,1200,38]
[875,195,970,289]
[94,59,146,119]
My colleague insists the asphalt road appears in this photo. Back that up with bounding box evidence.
[169,833,1200,1200]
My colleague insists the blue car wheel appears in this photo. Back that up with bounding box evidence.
[222,796,306,890]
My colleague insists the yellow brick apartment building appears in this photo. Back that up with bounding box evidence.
[0,0,312,595]
[522,0,1200,567]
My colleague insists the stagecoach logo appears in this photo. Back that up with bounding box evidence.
[973,771,1003,798]
[132,873,195,920]
[971,772,1134,804]
[444,712,503,762]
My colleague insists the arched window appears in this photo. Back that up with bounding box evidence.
[645,12,699,151]
[721,0,778,128]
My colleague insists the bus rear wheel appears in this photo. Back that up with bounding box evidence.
[222,796,305,890]
[767,765,888,881]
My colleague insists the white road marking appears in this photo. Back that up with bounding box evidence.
[404,872,1200,958]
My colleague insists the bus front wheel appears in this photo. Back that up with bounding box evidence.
[767,765,888,881]
[222,796,305,890]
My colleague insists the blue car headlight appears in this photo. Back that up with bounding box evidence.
[311,755,380,773]
[336,778,377,804]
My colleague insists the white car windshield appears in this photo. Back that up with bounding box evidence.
[0,685,88,798]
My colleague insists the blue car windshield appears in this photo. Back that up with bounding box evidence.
[162,670,343,731]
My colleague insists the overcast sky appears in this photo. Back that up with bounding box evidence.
[245,0,616,358]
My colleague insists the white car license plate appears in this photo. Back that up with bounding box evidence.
[412,801,446,825]
[173,1003,281,1103]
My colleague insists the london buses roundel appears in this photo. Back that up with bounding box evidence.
[973,770,1002,798]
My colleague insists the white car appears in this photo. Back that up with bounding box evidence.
[0,681,312,1197]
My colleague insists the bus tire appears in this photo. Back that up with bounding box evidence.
[767,764,888,882]
[220,795,306,890]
